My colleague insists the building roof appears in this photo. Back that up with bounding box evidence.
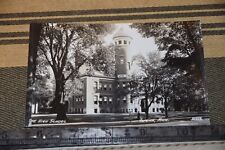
[113,28,132,39]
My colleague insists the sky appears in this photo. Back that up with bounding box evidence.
[103,23,158,61]
[102,23,162,75]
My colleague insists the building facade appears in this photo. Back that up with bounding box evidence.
[68,28,164,115]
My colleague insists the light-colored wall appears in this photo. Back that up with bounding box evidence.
[85,77,97,114]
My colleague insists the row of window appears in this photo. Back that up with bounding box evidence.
[115,40,131,45]
[94,101,112,105]
[70,97,85,107]
[69,108,84,114]
[72,96,84,102]
[117,81,134,89]
[117,82,128,88]
[117,96,133,103]
[152,107,163,113]
[94,81,133,91]
[94,108,138,113]
[94,82,112,91]
[94,95,113,103]
[94,95,133,104]
[117,108,138,113]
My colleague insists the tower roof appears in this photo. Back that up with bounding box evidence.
[113,28,132,39]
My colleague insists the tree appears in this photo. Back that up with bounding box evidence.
[31,52,54,113]
[171,73,207,112]
[131,52,163,119]
[131,21,204,78]
[37,23,113,120]
[131,21,208,114]
[158,67,185,118]
[90,44,115,77]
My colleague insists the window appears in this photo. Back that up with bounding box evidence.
[104,96,107,102]
[128,62,131,70]
[152,108,155,112]
[130,99,133,103]
[99,96,102,101]
[99,83,102,90]
[122,82,126,88]
[94,96,98,104]
[120,58,124,64]
[109,97,112,102]
[161,101,164,105]
[94,109,97,113]
[109,84,112,90]
[104,84,107,90]
[157,108,159,112]
[118,40,122,44]
[117,83,120,88]
[123,97,126,101]
[124,40,127,44]
[94,81,98,89]
[135,108,138,113]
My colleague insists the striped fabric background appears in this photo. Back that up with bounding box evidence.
[0,0,225,129]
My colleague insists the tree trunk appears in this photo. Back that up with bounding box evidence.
[52,78,67,121]
[145,109,149,119]
[164,97,168,118]
[145,94,149,119]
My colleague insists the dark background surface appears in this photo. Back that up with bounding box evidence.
[0,0,225,130]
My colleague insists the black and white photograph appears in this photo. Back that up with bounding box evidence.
[26,21,209,127]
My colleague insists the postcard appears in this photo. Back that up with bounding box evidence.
[26,21,208,128]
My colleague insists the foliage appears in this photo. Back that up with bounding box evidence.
[131,21,204,77]
[36,23,114,120]
[130,52,163,119]
[131,21,207,118]
[89,44,115,77]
